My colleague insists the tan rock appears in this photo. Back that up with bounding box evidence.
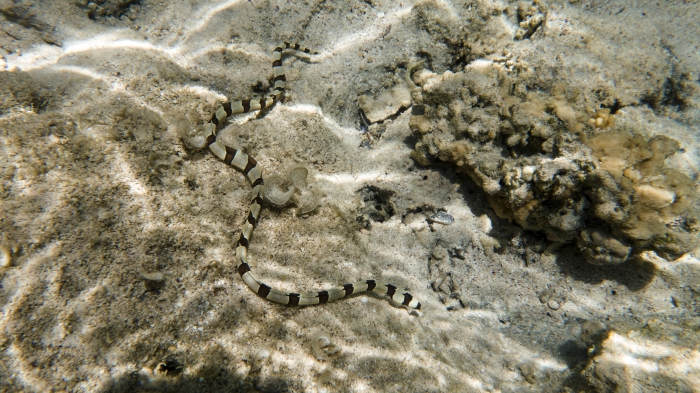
[359,84,412,123]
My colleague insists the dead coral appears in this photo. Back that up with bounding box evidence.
[409,66,699,265]
[587,130,700,258]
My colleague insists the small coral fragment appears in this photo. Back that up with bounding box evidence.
[428,210,454,225]
[514,1,546,40]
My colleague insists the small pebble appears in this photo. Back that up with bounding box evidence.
[142,272,164,282]
[142,272,165,292]
[140,367,153,378]
[0,245,11,268]
[478,214,492,233]
[378,11,385,18]
[537,289,552,304]
[580,320,607,345]
[547,300,560,310]
[428,211,454,225]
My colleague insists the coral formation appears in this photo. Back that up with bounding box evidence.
[409,65,699,265]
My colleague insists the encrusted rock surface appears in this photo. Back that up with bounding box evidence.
[582,320,700,392]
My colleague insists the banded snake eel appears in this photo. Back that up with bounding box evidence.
[200,42,421,310]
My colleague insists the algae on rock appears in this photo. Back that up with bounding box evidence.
[409,65,699,265]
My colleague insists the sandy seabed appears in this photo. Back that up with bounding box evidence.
[1,0,699,392]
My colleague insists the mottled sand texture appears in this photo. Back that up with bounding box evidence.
[1,1,699,392]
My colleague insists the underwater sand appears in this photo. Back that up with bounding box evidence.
[1,0,699,392]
